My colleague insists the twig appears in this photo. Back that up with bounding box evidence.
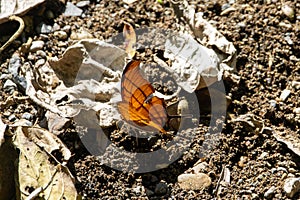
[0,15,25,54]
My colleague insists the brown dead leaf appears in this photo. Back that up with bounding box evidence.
[12,126,79,200]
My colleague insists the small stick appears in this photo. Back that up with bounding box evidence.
[0,15,25,54]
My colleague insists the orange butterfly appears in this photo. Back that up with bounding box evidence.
[117,60,168,134]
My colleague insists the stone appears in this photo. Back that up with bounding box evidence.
[132,185,145,194]
[192,162,209,174]
[291,81,300,90]
[29,41,45,52]
[283,177,300,198]
[178,173,211,190]
[279,89,291,102]
[8,56,21,76]
[282,4,295,20]
[293,108,300,114]
[64,2,83,16]
[22,113,33,121]
[76,1,90,8]
[62,25,71,34]
[38,23,53,34]
[54,31,68,40]
[0,74,11,80]
[264,186,276,199]
[36,50,47,58]
[70,29,93,40]
[8,114,16,122]
[269,100,277,108]
[154,180,168,195]
[3,79,17,93]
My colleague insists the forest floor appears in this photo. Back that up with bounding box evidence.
[0,0,300,199]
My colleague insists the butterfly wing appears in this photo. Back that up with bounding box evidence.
[118,60,167,133]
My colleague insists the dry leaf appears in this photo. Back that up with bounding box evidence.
[123,22,136,59]
[0,0,45,23]
[12,126,79,200]
[171,0,237,90]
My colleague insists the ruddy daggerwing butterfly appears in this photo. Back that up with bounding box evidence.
[117,60,168,134]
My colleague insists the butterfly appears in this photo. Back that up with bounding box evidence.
[117,60,168,134]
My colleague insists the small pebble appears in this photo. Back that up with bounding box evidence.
[123,0,138,4]
[132,185,145,194]
[264,186,276,199]
[269,100,277,108]
[29,41,45,52]
[8,114,16,122]
[0,74,11,80]
[70,29,93,40]
[192,162,209,174]
[36,50,47,58]
[277,167,288,173]
[284,177,300,198]
[178,173,211,190]
[278,22,292,29]
[8,56,21,76]
[76,1,90,8]
[291,81,300,90]
[27,54,35,61]
[62,25,72,34]
[38,23,53,34]
[64,2,83,16]
[3,79,17,93]
[288,168,297,173]
[251,193,259,199]
[154,180,168,195]
[54,31,68,40]
[221,3,231,11]
[35,59,46,68]
[52,23,61,32]
[237,22,246,28]
[284,35,293,45]
[279,89,291,102]
[293,108,300,114]
[282,4,295,20]
[22,113,33,121]
[237,178,243,184]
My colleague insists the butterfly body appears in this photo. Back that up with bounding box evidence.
[118,60,168,134]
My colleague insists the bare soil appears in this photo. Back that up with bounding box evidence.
[0,0,299,199]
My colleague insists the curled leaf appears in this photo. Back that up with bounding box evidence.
[123,22,136,59]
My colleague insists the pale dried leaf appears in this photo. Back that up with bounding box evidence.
[123,22,136,59]
[164,33,220,91]
[26,39,126,132]
[13,127,78,200]
[171,0,237,90]
[0,0,45,23]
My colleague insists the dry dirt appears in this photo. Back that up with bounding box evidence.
[0,0,300,199]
